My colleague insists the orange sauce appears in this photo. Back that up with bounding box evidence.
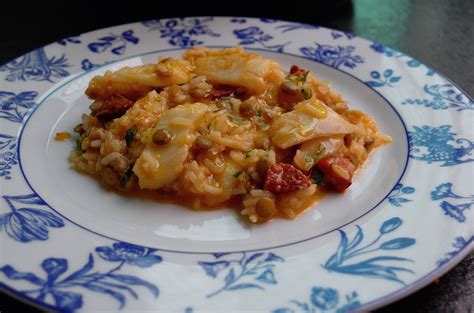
[55,131,71,141]
[107,180,326,224]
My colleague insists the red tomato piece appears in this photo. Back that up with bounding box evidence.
[264,163,311,193]
[290,65,306,74]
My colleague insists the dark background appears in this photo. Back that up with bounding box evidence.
[1,0,472,312]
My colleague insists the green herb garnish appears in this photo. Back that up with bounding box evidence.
[233,171,243,178]
[301,89,312,100]
[245,150,253,158]
[233,116,243,125]
[315,146,326,162]
[124,126,137,148]
[119,165,134,188]
[310,169,324,184]
[75,136,84,152]
[258,122,270,131]
[256,109,263,117]
[300,71,310,82]
[304,153,313,163]
[285,70,310,83]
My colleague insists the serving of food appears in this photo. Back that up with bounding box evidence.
[68,46,391,223]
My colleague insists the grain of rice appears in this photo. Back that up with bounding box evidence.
[100,152,122,165]
[267,150,276,164]
[81,138,90,150]
[82,152,98,161]
[250,189,273,198]
[229,150,245,162]
[203,184,223,195]
[111,156,129,172]
[90,140,102,148]
[175,94,189,104]
[203,158,224,174]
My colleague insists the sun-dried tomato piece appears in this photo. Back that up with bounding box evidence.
[96,94,134,121]
[315,157,355,192]
[264,163,311,193]
[290,65,306,74]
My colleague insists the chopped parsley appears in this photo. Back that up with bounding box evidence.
[301,88,312,100]
[300,71,310,82]
[256,109,263,117]
[310,169,324,184]
[315,146,326,161]
[75,136,84,152]
[285,70,310,83]
[119,165,134,188]
[124,126,137,148]
[258,123,270,131]
[304,153,313,164]
[233,171,243,178]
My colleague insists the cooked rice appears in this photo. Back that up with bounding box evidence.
[69,46,391,223]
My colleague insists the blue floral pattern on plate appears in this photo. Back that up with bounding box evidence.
[57,37,82,46]
[233,27,290,52]
[300,44,364,69]
[80,59,109,71]
[230,18,246,24]
[431,183,473,222]
[0,194,64,242]
[370,43,403,58]
[88,30,139,55]
[273,286,360,313]
[323,217,416,285]
[199,252,284,298]
[402,84,474,111]
[0,242,161,312]
[142,17,220,48]
[0,48,70,82]
[370,43,435,76]
[365,69,401,88]
[331,30,355,40]
[387,184,415,207]
[408,125,473,166]
[0,134,18,180]
[437,236,473,267]
[0,91,38,123]
[406,58,435,76]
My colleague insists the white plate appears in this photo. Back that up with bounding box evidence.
[0,17,472,312]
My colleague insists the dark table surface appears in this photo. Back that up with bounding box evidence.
[1,0,472,312]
